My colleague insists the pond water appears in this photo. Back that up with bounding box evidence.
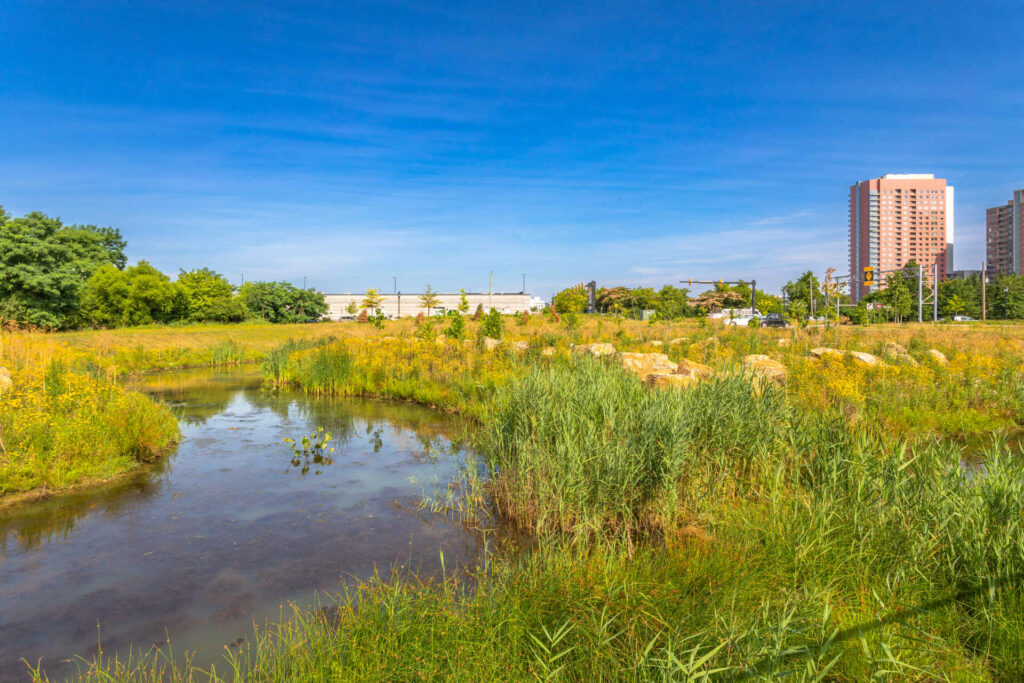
[0,367,490,680]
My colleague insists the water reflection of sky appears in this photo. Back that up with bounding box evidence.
[0,367,485,680]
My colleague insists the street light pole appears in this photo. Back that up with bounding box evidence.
[522,273,526,293]
[393,276,397,294]
[982,261,987,320]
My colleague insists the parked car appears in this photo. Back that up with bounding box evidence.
[952,315,976,322]
[759,312,789,328]
[724,315,756,327]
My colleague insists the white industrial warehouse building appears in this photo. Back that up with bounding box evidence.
[322,292,544,320]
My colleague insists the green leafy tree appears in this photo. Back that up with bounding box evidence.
[988,274,1024,320]
[946,294,966,317]
[654,285,692,319]
[368,308,387,329]
[81,261,188,327]
[239,282,327,323]
[782,271,824,316]
[552,287,587,314]
[939,275,982,319]
[444,310,467,340]
[480,309,503,339]
[345,301,359,316]
[414,317,436,340]
[419,285,441,316]
[879,270,913,323]
[458,289,470,314]
[0,208,127,328]
[178,268,245,322]
[361,288,384,313]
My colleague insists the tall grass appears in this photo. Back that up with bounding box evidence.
[480,358,791,539]
[0,335,179,500]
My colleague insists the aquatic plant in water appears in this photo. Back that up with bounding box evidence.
[283,426,335,475]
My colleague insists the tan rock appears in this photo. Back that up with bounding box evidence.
[882,341,907,355]
[617,352,677,378]
[646,373,696,389]
[742,354,787,385]
[0,367,10,392]
[810,347,844,359]
[483,337,501,351]
[669,337,688,345]
[895,353,919,366]
[674,358,715,380]
[512,341,529,353]
[541,347,556,357]
[649,340,664,347]
[927,349,949,365]
[848,351,882,366]
[573,343,616,357]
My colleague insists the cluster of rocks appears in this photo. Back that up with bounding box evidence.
[463,337,952,391]
[808,344,948,367]
[569,344,785,391]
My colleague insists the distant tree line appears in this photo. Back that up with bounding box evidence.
[0,207,327,329]
[552,261,1024,324]
[552,283,786,320]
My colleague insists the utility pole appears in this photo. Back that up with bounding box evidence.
[393,276,397,294]
[982,261,987,321]
[521,273,526,294]
[809,273,815,318]
[397,292,401,317]
[933,262,938,322]
[921,264,929,325]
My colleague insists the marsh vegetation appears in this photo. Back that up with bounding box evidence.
[4,317,1024,680]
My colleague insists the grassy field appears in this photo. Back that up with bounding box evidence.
[6,317,1024,679]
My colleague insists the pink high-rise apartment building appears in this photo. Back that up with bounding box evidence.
[848,174,954,303]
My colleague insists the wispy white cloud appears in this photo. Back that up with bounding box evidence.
[748,210,812,226]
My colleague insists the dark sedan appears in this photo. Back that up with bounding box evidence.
[759,313,789,328]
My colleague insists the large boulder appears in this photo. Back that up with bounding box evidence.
[810,347,844,359]
[674,358,715,380]
[927,349,949,365]
[512,341,529,353]
[617,352,677,378]
[573,343,616,357]
[848,351,882,366]
[894,353,919,366]
[742,354,787,385]
[483,337,501,351]
[646,373,696,389]
[669,337,688,346]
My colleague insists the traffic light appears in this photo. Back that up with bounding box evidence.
[863,266,874,285]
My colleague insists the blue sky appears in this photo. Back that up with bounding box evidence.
[2,0,1022,297]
